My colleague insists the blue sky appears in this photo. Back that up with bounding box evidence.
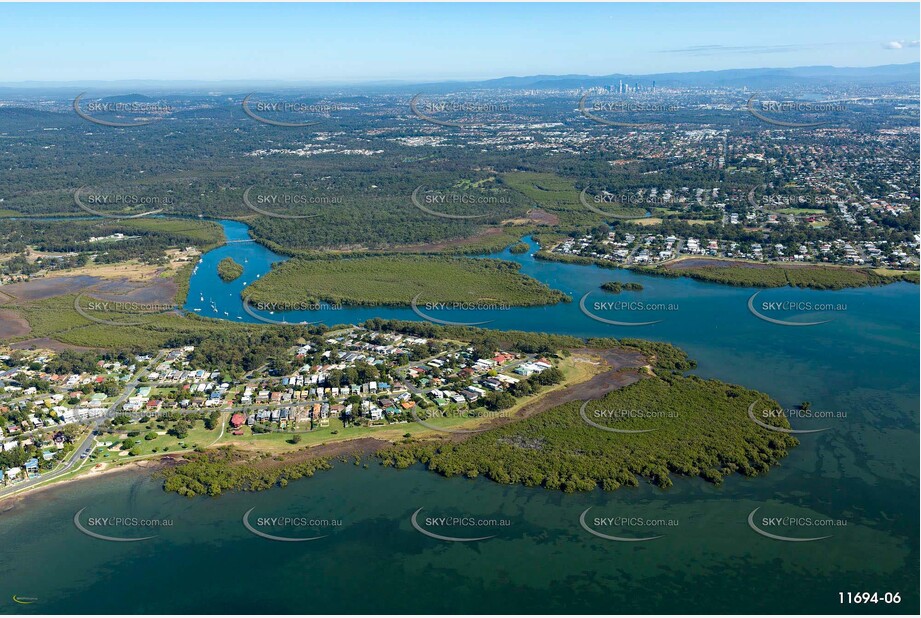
[0,3,918,82]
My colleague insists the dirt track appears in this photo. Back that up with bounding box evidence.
[453,347,647,439]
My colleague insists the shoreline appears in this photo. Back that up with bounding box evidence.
[534,248,919,289]
[0,348,637,504]
[0,457,172,511]
[1,435,394,508]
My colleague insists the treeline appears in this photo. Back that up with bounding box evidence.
[160,446,332,497]
[363,318,585,356]
[634,263,918,290]
[0,218,224,265]
[603,338,697,375]
[43,350,104,375]
[165,325,327,375]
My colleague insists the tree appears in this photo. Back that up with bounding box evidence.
[170,420,190,440]
[289,434,302,445]
[482,391,516,411]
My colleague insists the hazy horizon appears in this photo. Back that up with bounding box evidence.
[0,3,918,83]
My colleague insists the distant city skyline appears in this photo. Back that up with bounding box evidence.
[0,3,918,83]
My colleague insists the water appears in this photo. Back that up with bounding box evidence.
[1,219,916,614]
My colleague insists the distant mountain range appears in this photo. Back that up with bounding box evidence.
[459,63,921,90]
[0,63,917,96]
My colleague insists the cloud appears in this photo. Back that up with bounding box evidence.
[884,40,920,49]
[659,44,811,56]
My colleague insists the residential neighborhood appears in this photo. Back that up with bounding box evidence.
[0,326,562,488]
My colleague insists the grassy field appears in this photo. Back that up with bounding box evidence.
[116,218,226,250]
[4,293,274,350]
[242,255,570,307]
[776,208,826,215]
[502,171,646,227]
[98,420,223,459]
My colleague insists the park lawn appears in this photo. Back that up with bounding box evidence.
[874,268,920,283]
[219,414,477,453]
[104,420,223,458]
